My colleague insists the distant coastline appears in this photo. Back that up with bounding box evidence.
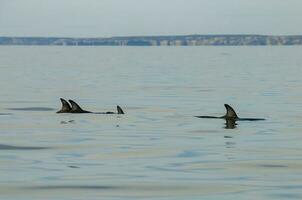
[1,35,302,46]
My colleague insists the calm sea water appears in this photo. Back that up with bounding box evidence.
[0,46,302,200]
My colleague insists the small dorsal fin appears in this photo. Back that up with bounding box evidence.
[56,98,71,113]
[117,105,124,114]
[68,99,87,113]
[224,104,238,119]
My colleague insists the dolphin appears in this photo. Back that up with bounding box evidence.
[56,98,72,113]
[117,105,124,114]
[195,104,265,121]
[56,98,125,114]
[68,99,92,113]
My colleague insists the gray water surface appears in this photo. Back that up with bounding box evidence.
[0,46,302,199]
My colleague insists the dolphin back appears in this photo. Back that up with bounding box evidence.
[238,118,265,121]
[195,116,221,119]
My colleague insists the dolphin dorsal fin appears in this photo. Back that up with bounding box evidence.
[57,98,71,113]
[224,104,238,119]
[117,105,124,114]
[69,100,85,112]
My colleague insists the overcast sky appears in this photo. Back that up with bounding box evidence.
[0,0,301,37]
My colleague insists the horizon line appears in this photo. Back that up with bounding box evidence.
[1,34,302,39]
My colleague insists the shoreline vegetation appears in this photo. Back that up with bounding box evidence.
[1,35,302,46]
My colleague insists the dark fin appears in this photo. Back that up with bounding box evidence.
[68,100,91,113]
[56,98,71,113]
[117,105,124,114]
[224,104,238,119]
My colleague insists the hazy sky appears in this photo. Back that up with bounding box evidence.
[0,0,302,37]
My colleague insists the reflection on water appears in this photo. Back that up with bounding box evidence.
[60,120,76,124]
[224,119,237,129]
[257,164,288,168]
[0,46,302,199]
[67,165,80,168]
[0,144,50,150]
[30,185,120,190]
[7,107,55,111]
